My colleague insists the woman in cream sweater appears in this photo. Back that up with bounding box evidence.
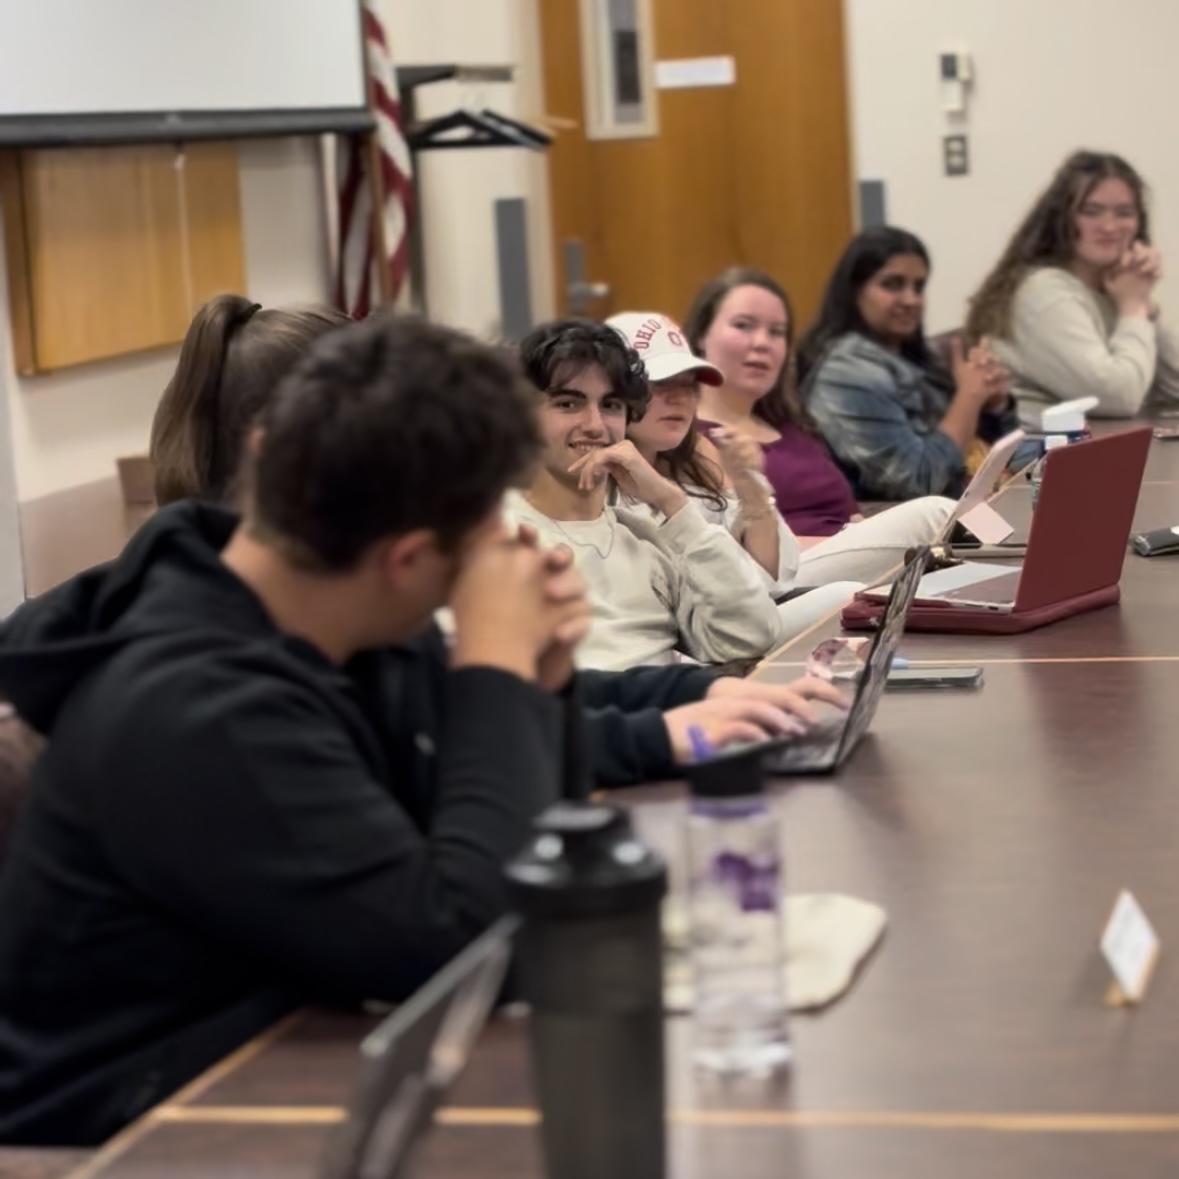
[967,150,1179,424]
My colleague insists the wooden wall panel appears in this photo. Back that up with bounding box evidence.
[0,143,246,375]
[20,146,189,370]
[181,143,246,311]
[0,153,35,374]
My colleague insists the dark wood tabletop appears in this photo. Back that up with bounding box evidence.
[10,425,1179,1178]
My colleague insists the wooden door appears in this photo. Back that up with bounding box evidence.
[538,0,853,330]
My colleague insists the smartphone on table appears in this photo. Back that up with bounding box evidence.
[885,666,984,690]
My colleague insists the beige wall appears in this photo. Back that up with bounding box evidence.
[2,0,553,502]
[845,0,1179,331]
[380,0,553,336]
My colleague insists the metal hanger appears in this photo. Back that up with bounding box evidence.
[476,109,552,149]
[408,108,549,152]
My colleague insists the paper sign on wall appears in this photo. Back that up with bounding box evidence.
[1100,889,1160,1006]
[654,57,736,90]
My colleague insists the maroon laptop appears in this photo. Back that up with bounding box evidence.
[842,427,1152,635]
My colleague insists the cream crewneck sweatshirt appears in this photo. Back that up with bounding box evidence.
[507,492,783,672]
[992,266,1179,424]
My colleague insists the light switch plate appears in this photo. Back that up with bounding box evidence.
[944,134,969,177]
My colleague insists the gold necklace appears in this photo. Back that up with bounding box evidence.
[525,496,617,560]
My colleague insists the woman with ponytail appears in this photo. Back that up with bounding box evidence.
[150,295,349,505]
[0,298,347,882]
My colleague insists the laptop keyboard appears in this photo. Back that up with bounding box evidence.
[765,711,847,771]
[939,569,1021,604]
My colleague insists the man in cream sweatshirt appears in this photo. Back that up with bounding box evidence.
[512,319,783,672]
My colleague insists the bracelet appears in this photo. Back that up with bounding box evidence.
[739,509,777,525]
[737,489,776,512]
[736,494,778,527]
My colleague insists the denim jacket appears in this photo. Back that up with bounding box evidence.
[803,332,1018,502]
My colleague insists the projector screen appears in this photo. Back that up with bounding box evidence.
[0,0,371,146]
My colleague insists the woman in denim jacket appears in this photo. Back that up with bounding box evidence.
[798,227,1017,502]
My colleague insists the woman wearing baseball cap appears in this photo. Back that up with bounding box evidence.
[609,298,952,593]
[609,312,797,589]
[609,311,860,635]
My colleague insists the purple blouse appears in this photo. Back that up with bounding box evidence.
[699,420,858,537]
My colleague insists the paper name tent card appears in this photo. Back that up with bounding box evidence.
[1100,889,1160,1007]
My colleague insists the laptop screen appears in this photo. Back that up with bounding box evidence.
[322,917,518,1179]
[836,548,930,760]
[1013,428,1151,611]
[943,428,1026,540]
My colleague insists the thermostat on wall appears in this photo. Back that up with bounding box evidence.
[940,51,973,113]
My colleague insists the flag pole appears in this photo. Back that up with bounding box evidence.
[365,139,392,307]
[360,0,393,307]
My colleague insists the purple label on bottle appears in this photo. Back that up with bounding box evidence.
[712,851,781,913]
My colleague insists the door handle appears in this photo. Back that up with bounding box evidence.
[563,239,610,314]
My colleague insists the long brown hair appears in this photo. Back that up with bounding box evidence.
[150,295,349,505]
[796,226,937,387]
[966,151,1151,342]
[683,267,818,434]
[652,416,727,512]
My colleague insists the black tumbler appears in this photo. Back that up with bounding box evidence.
[505,802,668,1179]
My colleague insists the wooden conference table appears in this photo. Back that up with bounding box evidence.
[10,426,1179,1179]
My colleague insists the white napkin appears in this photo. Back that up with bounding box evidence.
[664,892,887,1014]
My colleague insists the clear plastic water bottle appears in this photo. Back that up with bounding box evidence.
[1032,431,1084,509]
[684,743,790,1076]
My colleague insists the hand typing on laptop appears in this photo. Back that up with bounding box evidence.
[663,677,848,763]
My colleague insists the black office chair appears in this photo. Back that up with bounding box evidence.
[0,708,43,871]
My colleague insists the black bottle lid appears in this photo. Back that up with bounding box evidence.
[684,738,776,800]
[505,802,666,919]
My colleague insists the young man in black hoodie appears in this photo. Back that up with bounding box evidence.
[0,314,839,1146]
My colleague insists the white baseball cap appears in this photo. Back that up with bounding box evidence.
[607,312,724,387]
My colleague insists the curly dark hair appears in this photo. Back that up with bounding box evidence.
[249,314,543,571]
[966,150,1150,342]
[655,427,727,512]
[518,318,650,422]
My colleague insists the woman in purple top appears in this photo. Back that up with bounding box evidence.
[684,267,954,584]
[685,268,858,537]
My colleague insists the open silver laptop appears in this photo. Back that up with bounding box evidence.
[939,428,1027,549]
[902,561,1023,612]
[321,917,517,1179]
[864,427,1152,615]
[765,546,930,774]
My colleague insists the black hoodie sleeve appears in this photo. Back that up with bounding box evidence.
[96,661,563,1005]
[577,664,716,787]
[579,664,716,711]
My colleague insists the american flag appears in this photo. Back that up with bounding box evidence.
[335,0,414,318]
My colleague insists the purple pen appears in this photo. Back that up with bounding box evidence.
[688,724,717,763]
